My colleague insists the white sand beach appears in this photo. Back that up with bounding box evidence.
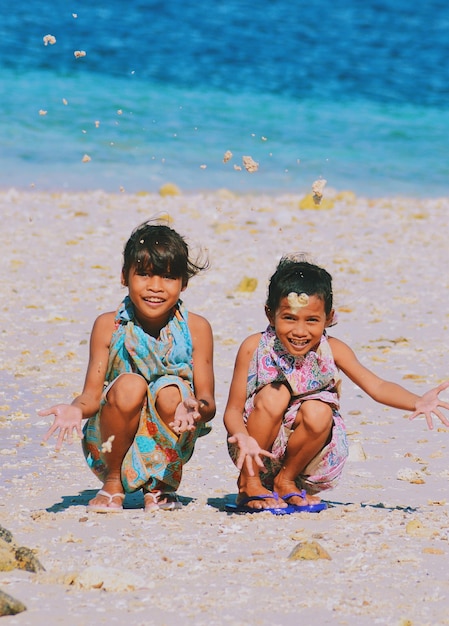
[1,187,449,625]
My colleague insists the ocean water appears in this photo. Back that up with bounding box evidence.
[1,0,449,197]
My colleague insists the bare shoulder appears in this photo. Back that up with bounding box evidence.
[187,312,213,357]
[327,335,344,353]
[327,335,358,368]
[187,311,212,335]
[238,332,262,359]
[327,335,343,351]
[91,311,116,347]
[228,333,262,388]
[93,311,116,330]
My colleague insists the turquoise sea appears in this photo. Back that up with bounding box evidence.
[1,0,449,196]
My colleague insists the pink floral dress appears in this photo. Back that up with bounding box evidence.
[228,325,348,494]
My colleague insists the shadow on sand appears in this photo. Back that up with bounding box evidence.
[46,490,194,513]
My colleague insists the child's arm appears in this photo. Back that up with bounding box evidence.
[187,312,216,423]
[223,334,275,474]
[329,336,449,429]
[39,312,114,449]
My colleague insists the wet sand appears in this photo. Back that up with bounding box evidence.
[1,187,449,625]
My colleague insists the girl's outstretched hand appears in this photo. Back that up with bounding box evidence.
[169,397,201,435]
[409,380,449,430]
[38,404,84,450]
[227,433,275,476]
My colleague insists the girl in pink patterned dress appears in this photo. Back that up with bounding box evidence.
[224,257,449,513]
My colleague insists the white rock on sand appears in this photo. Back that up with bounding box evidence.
[0,188,449,625]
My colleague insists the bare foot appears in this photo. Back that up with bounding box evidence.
[273,478,322,507]
[88,478,124,511]
[143,490,181,512]
[237,476,287,510]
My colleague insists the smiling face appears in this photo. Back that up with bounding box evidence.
[267,294,333,356]
[126,266,185,336]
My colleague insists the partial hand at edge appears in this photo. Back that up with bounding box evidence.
[409,380,449,430]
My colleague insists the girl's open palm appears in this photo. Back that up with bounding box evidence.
[409,380,449,430]
[169,397,200,434]
[38,404,84,450]
[227,432,275,475]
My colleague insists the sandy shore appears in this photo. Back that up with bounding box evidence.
[1,187,449,625]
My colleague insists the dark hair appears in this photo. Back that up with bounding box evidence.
[266,257,333,315]
[122,222,208,286]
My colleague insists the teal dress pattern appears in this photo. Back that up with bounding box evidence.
[82,296,210,493]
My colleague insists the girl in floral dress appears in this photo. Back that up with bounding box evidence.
[224,257,449,513]
[40,221,215,513]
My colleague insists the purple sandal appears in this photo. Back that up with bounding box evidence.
[226,492,293,515]
[281,490,327,513]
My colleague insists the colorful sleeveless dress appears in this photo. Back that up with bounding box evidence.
[82,296,210,493]
[228,325,348,494]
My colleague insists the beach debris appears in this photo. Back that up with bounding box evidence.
[0,525,45,573]
[402,373,426,383]
[60,533,83,544]
[223,150,233,163]
[159,182,181,197]
[14,547,45,573]
[288,540,331,561]
[0,448,17,456]
[335,190,357,203]
[299,193,334,210]
[287,292,309,313]
[66,565,152,592]
[242,155,259,173]
[347,440,367,462]
[236,277,258,293]
[81,154,91,163]
[74,50,87,58]
[397,468,426,484]
[43,34,56,46]
[312,178,327,205]
[405,519,437,539]
[0,528,13,544]
[0,590,26,616]
[422,547,444,555]
[101,434,115,453]
[310,178,327,206]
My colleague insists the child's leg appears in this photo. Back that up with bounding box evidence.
[273,399,333,505]
[141,384,184,511]
[238,382,290,510]
[155,384,183,429]
[89,373,147,508]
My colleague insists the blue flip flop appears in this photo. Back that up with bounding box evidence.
[225,492,293,515]
[282,490,328,513]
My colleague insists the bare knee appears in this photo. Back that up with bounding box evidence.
[156,385,182,419]
[106,374,147,414]
[296,400,333,436]
[253,383,290,423]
